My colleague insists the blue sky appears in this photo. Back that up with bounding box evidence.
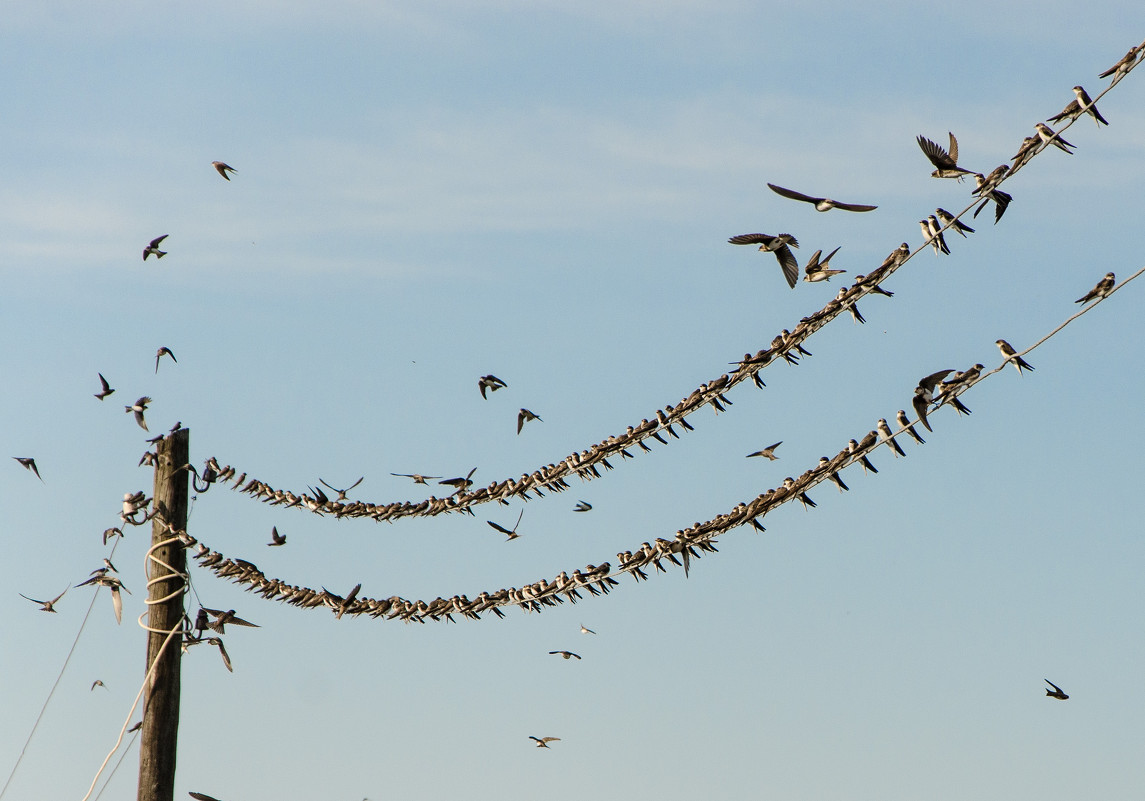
[3,3,1145,800]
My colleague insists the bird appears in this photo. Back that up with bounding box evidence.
[1044,679,1069,700]
[912,369,954,433]
[935,208,974,237]
[206,638,233,672]
[746,442,782,460]
[19,587,68,612]
[766,183,877,212]
[326,583,362,620]
[916,132,974,179]
[517,408,542,434]
[995,340,1034,373]
[76,574,130,623]
[1049,86,1109,127]
[211,161,237,180]
[143,234,168,261]
[155,347,177,373]
[488,509,524,541]
[127,721,142,733]
[574,500,592,512]
[1034,122,1074,154]
[391,472,442,484]
[319,476,364,501]
[579,624,596,635]
[478,374,507,399]
[803,247,845,283]
[549,650,582,660]
[268,526,286,546]
[94,373,115,400]
[529,736,561,749]
[921,217,950,256]
[895,409,925,445]
[189,792,225,801]
[200,607,259,634]
[727,233,800,288]
[125,397,151,431]
[1099,46,1140,79]
[1075,272,1115,304]
[91,680,106,691]
[13,457,43,481]
[439,468,477,493]
[877,418,906,457]
[971,171,1013,224]
[847,438,878,475]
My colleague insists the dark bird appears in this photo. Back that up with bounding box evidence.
[1045,679,1069,700]
[766,183,877,212]
[155,346,177,373]
[803,247,845,283]
[574,500,592,512]
[326,583,362,620]
[1049,86,1108,127]
[268,526,286,546]
[94,373,115,400]
[211,161,237,180]
[996,339,1034,373]
[917,132,974,179]
[19,587,68,612]
[1076,272,1115,304]
[392,472,442,484]
[200,607,259,634]
[517,408,542,434]
[549,650,581,660]
[143,234,168,261]
[189,792,225,801]
[1035,122,1074,154]
[896,409,925,445]
[971,170,1013,224]
[912,369,955,433]
[13,456,43,481]
[728,233,800,288]
[125,396,151,431]
[746,442,782,461]
[91,679,106,691]
[439,468,477,493]
[488,509,524,541]
[319,476,364,501]
[206,638,233,672]
[529,736,561,749]
[478,374,507,399]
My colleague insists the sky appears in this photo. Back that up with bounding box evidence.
[3,2,1145,800]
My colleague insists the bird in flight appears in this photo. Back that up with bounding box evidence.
[529,736,561,749]
[189,792,226,801]
[916,132,974,180]
[19,587,68,612]
[94,373,115,400]
[125,397,152,431]
[727,233,800,288]
[579,624,596,635]
[91,679,106,691]
[13,456,43,481]
[268,526,286,546]
[143,234,169,261]
[488,509,524,541]
[319,476,364,501]
[155,346,177,373]
[478,374,507,399]
[912,369,954,433]
[200,607,259,634]
[549,650,581,660]
[573,500,592,513]
[995,340,1034,374]
[1044,679,1069,700]
[1076,272,1115,304]
[803,247,845,283]
[517,408,542,434]
[211,161,237,180]
[746,442,782,461]
[392,472,443,485]
[766,183,876,212]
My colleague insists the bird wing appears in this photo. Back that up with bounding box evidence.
[831,201,878,212]
[916,135,955,169]
[214,639,233,672]
[98,373,111,392]
[775,245,799,289]
[517,411,526,434]
[947,131,959,164]
[917,369,955,393]
[110,586,123,624]
[487,520,513,535]
[149,235,169,248]
[803,249,823,274]
[767,183,820,205]
[727,233,773,246]
[1045,679,1064,694]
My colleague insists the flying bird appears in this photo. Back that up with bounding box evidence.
[91,680,106,691]
[143,234,168,261]
[155,347,177,373]
[391,472,442,484]
[995,340,1034,373]
[766,183,877,212]
[19,587,68,612]
[917,132,974,179]
[803,247,845,283]
[1075,272,1115,304]
[746,442,782,461]
[579,624,596,635]
[728,233,800,289]
[439,468,477,493]
[13,456,43,481]
[478,374,507,399]
[487,509,524,541]
[268,526,286,546]
[1044,679,1069,700]
[200,607,259,634]
[573,500,592,512]
[211,161,237,180]
[94,373,115,400]
[529,736,561,749]
[125,396,151,431]
[517,408,542,434]
[549,650,582,660]
[912,369,955,433]
[319,476,364,501]
[971,171,1013,224]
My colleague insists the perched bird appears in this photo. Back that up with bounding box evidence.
[517,408,542,434]
[728,233,800,289]
[143,234,169,261]
[766,183,877,212]
[19,587,68,612]
[391,472,442,484]
[971,171,1013,224]
[996,340,1034,373]
[529,736,561,749]
[478,374,507,399]
[1034,122,1074,154]
[917,132,974,180]
[319,476,364,501]
[549,650,582,660]
[803,247,845,283]
[1099,47,1140,79]
[579,624,596,635]
[94,373,115,400]
[573,500,592,513]
[1044,679,1069,700]
[125,397,151,431]
[921,216,950,255]
[853,274,894,297]
[877,418,906,457]
[268,526,286,546]
[211,161,237,180]
[13,456,43,481]
[935,208,974,237]
[896,409,925,445]
[847,438,878,475]
[1049,86,1108,127]
[488,509,524,541]
[912,369,955,432]
[91,680,106,691]
[155,346,177,373]
[746,442,782,461]
[1075,272,1115,304]
[200,607,259,634]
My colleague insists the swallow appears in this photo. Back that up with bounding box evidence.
[1099,47,1140,79]
[517,408,542,434]
[439,468,477,493]
[746,442,782,461]
[1009,136,1041,171]
[318,476,364,501]
[91,680,106,691]
[912,369,954,432]
[478,374,507,399]
[326,583,362,620]
[916,132,974,180]
[143,234,168,261]
[971,172,1013,224]
[853,274,894,297]
[127,721,142,733]
[268,526,286,546]
[392,473,442,484]
[211,161,237,180]
[877,418,906,457]
[125,397,151,431]
[847,439,878,475]
[921,217,950,255]
[530,736,560,748]
[1049,86,1108,127]
[1044,679,1069,700]
[1034,122,1074,154]
[766,183,877,212]
[935,208,974,237]
[574,500,592,512]
[155,347,177,373]
[76,574,130,624]
[803,247,845,282]
[728,233,800,289]
[488,509,524,540]
[878,243,911,272]
[189,792,226,801]
[548,650,582,660]
[579,624,596,635]
[837,288,865,324]
[818,458,849,492]
[19,587,68,612]
[207,637,233,672]
[13,456,43,481]
[995,339,1034,373]
[1075,272,1115,304]
[895,410,925,445]
[94,373,115,400]
[200,607,259,634]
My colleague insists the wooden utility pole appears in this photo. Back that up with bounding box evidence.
[137,428,189,801]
